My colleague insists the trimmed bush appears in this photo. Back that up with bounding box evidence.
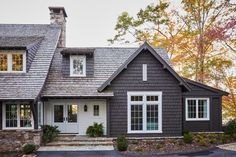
[224,119,236,135]
[86,123,104,137]
[41,125,60,145]
[23,144,36,154]
[116,135,128,151]
[183,132,193,144]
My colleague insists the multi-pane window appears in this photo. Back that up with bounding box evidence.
[186,98,209,121]
[131,105,143,131]
[20,104,32,127]
[147,105,158,130]
[70,55,86,76]
[128,92,162,133]
[0,54,8,71]
[4,103,33,129]
[5,104,18,127]
[93,105,99,116]
[12,54,23,71]
[0,52,26,72]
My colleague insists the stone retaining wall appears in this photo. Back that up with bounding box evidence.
[0,129,42,152]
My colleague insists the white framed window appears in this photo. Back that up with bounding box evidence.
[2,102,34,129]
[185,98,210,121]
[70,55,86,77]
[142,64,147,81]
[127,91,162,133]
[0,52,26,73]
[93,105,99,116]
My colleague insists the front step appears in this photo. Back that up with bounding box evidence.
[46,141,114,146]
[38,135,114,151]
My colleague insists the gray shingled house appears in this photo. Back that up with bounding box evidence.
[0,7,228,144]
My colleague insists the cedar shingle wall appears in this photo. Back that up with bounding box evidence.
[108,50,183,137]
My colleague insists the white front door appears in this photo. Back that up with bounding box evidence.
[53,104,78,133]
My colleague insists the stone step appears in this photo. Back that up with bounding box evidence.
[55,136,113,142]
[46,141,114,146]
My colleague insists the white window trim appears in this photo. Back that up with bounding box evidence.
[142,64,147,81]
[127,91,162,134]
[70,55,86,77]
[37,101,44,129]
[185,98,210,121]
[2,102,34,130]
[0,52,26,73]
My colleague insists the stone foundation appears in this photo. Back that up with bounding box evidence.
[0,129,42,152]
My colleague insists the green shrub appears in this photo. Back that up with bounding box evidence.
[116,135,128,151]
[41,125,60,145]
[23,144,36,154]
[183,132,193,144]
[224,119,236,135]
[86,123,104,137]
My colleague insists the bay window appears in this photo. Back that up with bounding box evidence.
[185,98,210,121]
[127,92,162,133]
[3,103,33,129]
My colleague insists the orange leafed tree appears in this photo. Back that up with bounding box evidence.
[223,76,236,119]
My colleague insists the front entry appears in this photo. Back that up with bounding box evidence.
[53,104,78,133]
[44,99,107,135]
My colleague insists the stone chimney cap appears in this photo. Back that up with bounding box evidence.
[49,6,67,17]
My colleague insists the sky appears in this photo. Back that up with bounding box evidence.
[0,0,178,47]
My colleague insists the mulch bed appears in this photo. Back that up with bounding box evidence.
[124,139,216,155]
[115,133,236,155]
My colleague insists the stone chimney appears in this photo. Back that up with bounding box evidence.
[49,7,67,48]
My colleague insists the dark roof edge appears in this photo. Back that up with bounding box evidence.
[184,78,229,96]
[41,94,114,98]
[98,42,191,92]
[0,47,26,50]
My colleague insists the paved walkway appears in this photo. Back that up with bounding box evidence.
[217,142,236,151]
[38,145,114,151]
[37,148,236,157]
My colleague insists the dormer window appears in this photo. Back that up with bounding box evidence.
[0,52,26,73]
[70,55,86,77]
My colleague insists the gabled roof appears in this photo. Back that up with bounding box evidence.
[184,78,229,96]
[0,24,61,100]
[41,46,172,97]
[97,42,191,92]
[0,36,44,50]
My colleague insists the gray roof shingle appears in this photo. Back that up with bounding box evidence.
[41,47,171,97]
[0,36,43,49]
[0,24,61,100]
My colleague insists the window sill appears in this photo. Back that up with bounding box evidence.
[128,130,163,134]
[70,75,86,77]
[2,127,34,130]
[186,118,210,121]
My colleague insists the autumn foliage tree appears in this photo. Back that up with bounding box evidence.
[109,0,236,119]
[109,0,235,84]
[223,75,236,119]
